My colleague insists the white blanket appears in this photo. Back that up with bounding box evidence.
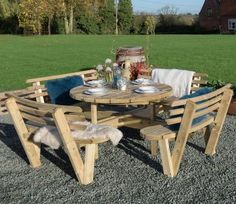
[33,121,123,149]
[152,68,195,97]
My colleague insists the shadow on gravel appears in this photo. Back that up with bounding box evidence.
[0,123,77,180]
[186,141,205,153]
[0,123,29,164]
[118,127,163,173]
[41,148,77,180]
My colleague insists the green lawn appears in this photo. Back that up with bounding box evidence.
[0,34,236,92]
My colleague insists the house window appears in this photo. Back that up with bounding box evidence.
[207,8,213,17]
[228,19,236,30]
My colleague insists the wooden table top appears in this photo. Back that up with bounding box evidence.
[70,83,172,105]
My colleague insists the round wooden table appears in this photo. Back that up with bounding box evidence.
[70,83,172,124]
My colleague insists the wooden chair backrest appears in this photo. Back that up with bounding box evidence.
[138,69,208,93]
[6,93,84,127]
[165,84,233,132]
[167,85,232,176]
[25,69,97,103]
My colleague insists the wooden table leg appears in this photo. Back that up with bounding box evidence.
[150,103,156,121]
[91,103,99,160]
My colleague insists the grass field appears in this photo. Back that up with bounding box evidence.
[0,34,236,91]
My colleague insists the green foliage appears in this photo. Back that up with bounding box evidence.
[207,80,236,97]
[0,14,22,34]
[144,16,157,35]
[98,0,115,34]
[118,0,133,34]
[76,12,100,34]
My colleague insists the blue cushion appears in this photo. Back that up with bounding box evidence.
[168,87,213,131]
[45,76,84,105]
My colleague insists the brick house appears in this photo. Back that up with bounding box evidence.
[199,0,236,33]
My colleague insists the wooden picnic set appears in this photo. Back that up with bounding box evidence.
[1,47,233,185]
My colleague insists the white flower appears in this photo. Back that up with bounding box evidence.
[113,63,118,67]
[96,64,103,71]
[105,67,112,72]
[105,58,112,64]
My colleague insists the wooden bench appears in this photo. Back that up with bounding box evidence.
[25,69,97,103]
[5,93,117,185]
[140,85,233,177]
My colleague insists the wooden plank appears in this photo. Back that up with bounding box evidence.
[83,144,96,184]
[171,101,196,176]
[189,116,214,134]
[159,139,174,177]
[191,80,208,85]
[205,89,233,155]
[26,69,97,83]
[33,82,45,103]
[171,84,231,107]
[21,112,54,126]
[150,141,158,156]
[193,73,208,77]
[7,93,83,113]
[53,108,85,184]
[6,98,42,168]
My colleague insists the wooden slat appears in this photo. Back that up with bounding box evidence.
[193,73,208,77]
[171,84,231,107]
[68,123,87,131]
[21,112,55,126]
[169,94,223,117]
[25,92,49,99]
[65,114,86,122]
[189,116,214,133]
[27,85,46,91]
[7,93,83,113]
[26,69,97,83]
[194,103,220,119]
[165,117,182,125]
[18,104,51,117]
[191,80,208,85]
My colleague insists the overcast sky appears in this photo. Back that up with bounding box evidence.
[131,0,205,14]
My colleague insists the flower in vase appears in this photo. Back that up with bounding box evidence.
[96,64,104,72]
[105,67,112,72]
[105,58,112,64]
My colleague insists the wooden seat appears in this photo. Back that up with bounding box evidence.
[140,85,233,177]
[5,93,116,185]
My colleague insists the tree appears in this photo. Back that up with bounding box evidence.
[159,5,178,27]
[98,0,115,34]
[144,15,157,35]
[62,0,105,34]
[42,0,64,35]
[0,0,19,18]
[18,0,45,34]
[118,0,133,34]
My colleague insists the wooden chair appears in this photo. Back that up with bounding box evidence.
[25,69,97,103]
[6,94,111,185]
[138,68,208,93]
[140,85,233,177]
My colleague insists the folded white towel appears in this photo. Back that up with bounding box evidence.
[152,68,195,97]
[33,121,123,149]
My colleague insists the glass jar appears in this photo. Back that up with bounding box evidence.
[117,77,127,91]
[112,65,122,88]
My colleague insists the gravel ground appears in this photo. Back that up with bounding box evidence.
[0,114,236,203]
